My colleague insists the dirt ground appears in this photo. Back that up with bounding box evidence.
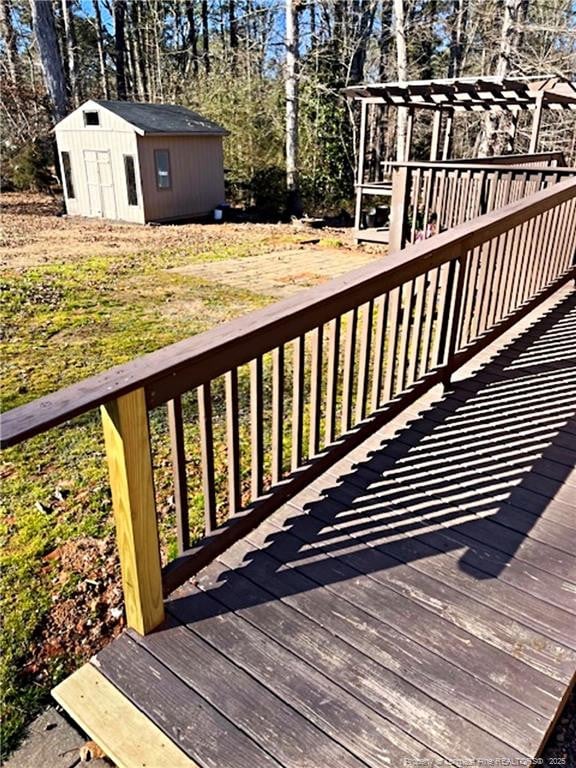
[0,193,381,275]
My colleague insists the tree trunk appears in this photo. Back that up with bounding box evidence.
[0,0,18,84]
[201,0,210,73]
[185,0,198,76]
[30,0,69,121]
[350,0,377,85]
[285,0,302,216]
[478,0,528,156]
[92,0,109,98]
[229,0,238,61]
[393,0,408,161]
[448,0,467,78]
[131,1,148,98]
[114,0,128,100]
[61,0,80,105]
[379,0,392,79]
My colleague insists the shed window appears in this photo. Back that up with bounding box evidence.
[154,149,171,189]
[124,155,138,206]
[83,111,100,126]
[60,151,75,199]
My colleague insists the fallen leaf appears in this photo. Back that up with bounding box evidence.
[79,740,106,761]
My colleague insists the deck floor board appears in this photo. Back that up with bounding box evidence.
[67,288,576,766]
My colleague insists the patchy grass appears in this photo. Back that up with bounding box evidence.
[1,193,363,757]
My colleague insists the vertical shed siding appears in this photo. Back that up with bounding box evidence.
[138,135,225,221]
[55,102,144,223]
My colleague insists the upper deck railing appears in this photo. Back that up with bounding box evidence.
[2,177,576,636]
[387,160,576,249]
[443,151,567,168]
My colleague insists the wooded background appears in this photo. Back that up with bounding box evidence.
[1,0,575,215]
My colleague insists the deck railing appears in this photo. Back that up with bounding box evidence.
[389,161,576,250]
[444,151,567,168]
[2,178,576,635]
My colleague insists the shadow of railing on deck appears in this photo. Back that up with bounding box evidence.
[169,290,576,624]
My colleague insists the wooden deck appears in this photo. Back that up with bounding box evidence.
[55,287,576,767]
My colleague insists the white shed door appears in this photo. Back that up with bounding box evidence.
[83,150,117,219]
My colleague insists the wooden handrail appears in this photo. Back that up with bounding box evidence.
[2,176,576,450]
[442,151,567,167]
[389,159,574,173]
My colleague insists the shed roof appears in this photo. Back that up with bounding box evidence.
[92,100,228,135]
[344,75,576,112]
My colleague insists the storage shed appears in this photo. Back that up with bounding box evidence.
[54,100,228,224]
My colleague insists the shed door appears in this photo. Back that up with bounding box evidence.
[83,150,117,219]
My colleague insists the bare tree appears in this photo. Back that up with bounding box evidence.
[131,1,148,99]
[114,0,128,100]
[61,0,80,106]
[201,0,210,73]
[92,0,109,98]
[393,0,408,160]
[29,0,68,121]
[0,0,18,84]
[379,0,393,79]
[285,0,302,215]
[478,0,528,155]
[448,0,468,78]
[185,0,199,76]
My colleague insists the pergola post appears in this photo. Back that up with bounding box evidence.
[442,110,453,160]
[505,108,519,154]
[430,110,442,161]
[405,106,415,161]
[529,94,544,153]
[354,99,369,233]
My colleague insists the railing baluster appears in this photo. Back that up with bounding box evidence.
[443,255,467,373]
[371,293,388,410]
[198,382,217,532]
[341,309,358,432]
[543,204,564,285]
[455,245,477,349]
[167,395,190,553]
[435,258,459,368]
[476,236,498,337]
[383,287,401,401]
[309,327,323,457]
[407,274,426,386]
[395,280,415,392]
[225,369,241,515]
[436,168,447,229]
[489,230,511,326]
[517,214,537,305]
[291,336,305,470]
[355,301,373,423]
[503,224,521,315]
[325,316,341,444]
[420,267,440,376]
[250,357,264,498]
[271,346,284,484]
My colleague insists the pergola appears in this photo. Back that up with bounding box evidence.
[344,75,576,243]
[345,75,576,162]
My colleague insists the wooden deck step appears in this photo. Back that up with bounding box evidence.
[52,664,194,768]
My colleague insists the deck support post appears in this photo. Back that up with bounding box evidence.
[101,388,164,635]
[389,165,409,251]
[442,110,453,160]
[529,95,544,154]
[354,99,369,237]
[405,107,415,161]
[430,110,442,161]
